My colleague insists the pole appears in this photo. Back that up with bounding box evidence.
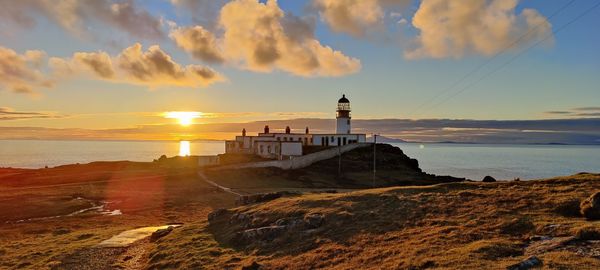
[338,144,342,176]
[372,134,376,187]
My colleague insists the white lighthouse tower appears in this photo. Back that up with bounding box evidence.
[336,94,351,134]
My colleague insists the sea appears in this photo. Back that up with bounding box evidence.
[0,140,598,180]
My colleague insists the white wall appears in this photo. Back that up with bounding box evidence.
[281,142,302,156]
[336,117,351,134]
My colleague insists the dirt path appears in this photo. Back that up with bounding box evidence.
[198,171,244,196]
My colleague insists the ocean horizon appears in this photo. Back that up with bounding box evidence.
[1,139,598,181]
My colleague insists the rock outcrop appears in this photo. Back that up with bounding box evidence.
[580,192,600,220]
[482,176,497,182]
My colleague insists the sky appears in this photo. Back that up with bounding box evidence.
[1,0,599,142]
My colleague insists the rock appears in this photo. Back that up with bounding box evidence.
[525,236,575,255]
[304,213,325,229]
[230,213,250,224]
[240,226,287,242]
[236,191,295,205]
[500,217,534,236]
[150,226,173,242]
[575,226,600,240]
[274,218,304,228]
[482,176,497,182]
[208,208,228,222]
[580,192,600,220]
[241,261,261,270]
[506,256,542,270]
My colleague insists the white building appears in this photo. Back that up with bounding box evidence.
[225,95,366,159]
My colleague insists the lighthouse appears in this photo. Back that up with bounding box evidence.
[336,94,351,134]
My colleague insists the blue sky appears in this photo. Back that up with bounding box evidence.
[0,0,599,135]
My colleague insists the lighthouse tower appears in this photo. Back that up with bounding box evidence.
[336,94,351,134]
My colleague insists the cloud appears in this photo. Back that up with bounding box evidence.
[545,111,572,115]
[312,0,410,37]
[0,46,53,94]
[405,0,552,59]
[217,0,360,77]
[0,0,164,40]
[544,107,600,118]
[169,26,225,64]
[51,43,225,88]
[0,107,63,120]
[2,117,600,144]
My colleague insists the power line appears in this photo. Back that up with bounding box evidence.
[423,0,600,112]
[408,0,578,118]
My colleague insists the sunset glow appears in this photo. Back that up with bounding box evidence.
[179,141,191,156]
[164,111,202,126]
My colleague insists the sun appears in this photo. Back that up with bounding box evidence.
[164,111,201,126]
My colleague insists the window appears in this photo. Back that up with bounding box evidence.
[277,137,281,141]
[330,136,334,142]
[343,137,347,145]
[347,119,350,125]
[284,137,288,141]
[298,137,302,141]
[267,145,271,153]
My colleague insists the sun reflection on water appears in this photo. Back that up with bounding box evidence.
[179,141,191,156]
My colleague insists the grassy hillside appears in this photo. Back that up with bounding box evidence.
[205,144,464,194]
[149,173,600,269]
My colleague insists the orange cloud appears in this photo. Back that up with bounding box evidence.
[0,0,164,40]
[50,43,225,88]
[312,0,410,37]
[406,0,552,59]
[170,0,361,77]
[170,26,225,64]
[0,46,53,94]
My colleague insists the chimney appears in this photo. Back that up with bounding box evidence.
[242,128,246,137]
[285,126,291,134]
[264,125,269,134]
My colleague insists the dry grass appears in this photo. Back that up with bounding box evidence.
[2,158,599,269]
[0,161,235,269]
[185,173,600,269]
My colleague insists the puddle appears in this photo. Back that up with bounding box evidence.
[97,224,182,248]
[5,197,122,224]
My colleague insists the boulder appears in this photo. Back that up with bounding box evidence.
[304,213,325,229]
[241,261,261,270]
[208,208,228,223]
[575,226,600,240]
[580,192,600,220]
[482,176,497,182]
[500,217,534,235]
[506,256,542,270]
[150,226,173,242]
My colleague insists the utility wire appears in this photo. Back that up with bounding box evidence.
[423,1,600,112]
[408,0,578,118]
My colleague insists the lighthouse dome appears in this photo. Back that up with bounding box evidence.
[338,94,349,103]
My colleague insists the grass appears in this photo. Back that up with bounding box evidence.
[0,161,236,269]
[1,149,599,269]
